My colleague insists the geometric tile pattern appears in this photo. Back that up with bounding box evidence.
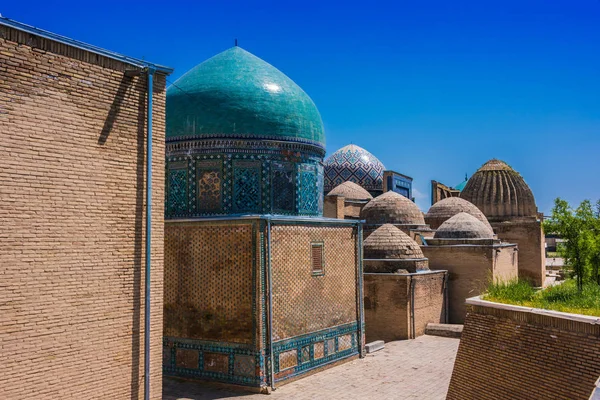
[270,225,358,340]
[273,322,359,382]
[233,354,256,378]
[233,161,261,213]
[323,144,386,193]
[204,352,229,374]
[163,222,255,344]
[167,167,188,215]
[165,140,325,218]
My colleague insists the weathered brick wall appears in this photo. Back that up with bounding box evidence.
[0,27,166,399]
[447,303,600,400]
[423,245,517,323]
[163,221,257,346]
[270,225,358,341]
[364,272,445,341]
[493,220,545,286]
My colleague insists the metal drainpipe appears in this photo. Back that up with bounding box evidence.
[444,271,449,324]
[266,218,276,391]
[410,276,416,339]
[144,67,155,400]
[357,223,365,357]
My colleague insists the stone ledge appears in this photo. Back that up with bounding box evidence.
[425,323,463,338]
[365,340,385,353]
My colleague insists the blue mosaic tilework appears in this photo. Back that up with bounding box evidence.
[323,144,386,193]
[163,337,264,387]
[165,148,324,218]
[167,165,187,216]
[272,322,359,382]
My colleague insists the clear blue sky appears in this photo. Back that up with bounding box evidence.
[3,1,599,213]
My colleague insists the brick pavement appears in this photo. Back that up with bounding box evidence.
[164,335,459,400]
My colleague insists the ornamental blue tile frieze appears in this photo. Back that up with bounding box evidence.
[323,144,386,193]
[165,141,324,218]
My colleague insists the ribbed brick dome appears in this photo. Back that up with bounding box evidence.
[327,181,373,201]
[425,197,492,230]
[434,212,494,239]
[363,224,424,259]
[460,159,537,220]
[361,191,425,225]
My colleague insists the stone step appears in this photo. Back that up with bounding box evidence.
[425,323,463,338]
[365,340,385,354]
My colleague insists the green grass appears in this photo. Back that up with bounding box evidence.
[483,279,600,317]
[546,251,560,258]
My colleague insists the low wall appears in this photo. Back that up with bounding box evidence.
[364,271,446,342]
[447,298,600,400]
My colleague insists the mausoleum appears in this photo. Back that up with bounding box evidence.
[163,46,363,391]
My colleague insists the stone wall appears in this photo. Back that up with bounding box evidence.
[364,272,446,342]
[0,26,166,399]
[447,298,600,400]
[492,219,545,286]
[423,245,517,323]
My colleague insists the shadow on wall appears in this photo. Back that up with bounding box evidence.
[98,75,134,145]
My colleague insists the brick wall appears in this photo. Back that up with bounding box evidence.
[270,225,358,341]
[492,220,545,286]
[0,27,166,399]
[423,245,517,323]
[364,272,445,342]
[447,301,600,400]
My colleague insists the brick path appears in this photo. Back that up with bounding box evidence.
[163,335,459,400]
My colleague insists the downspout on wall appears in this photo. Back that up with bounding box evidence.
[144,67,155,400]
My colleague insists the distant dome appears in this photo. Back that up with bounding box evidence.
[426,197,492,230]
[323,144,386,192]
[460,159,537,220]
[363,224,425,259]
[327,181,373,201]
[361,191,425,225]
[434,212,494,239]
[166,46,325,148]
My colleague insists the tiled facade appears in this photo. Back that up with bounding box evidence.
[0,23,167,399]
[163,218,362,390]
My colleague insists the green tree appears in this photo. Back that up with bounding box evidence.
[544,198,600,291]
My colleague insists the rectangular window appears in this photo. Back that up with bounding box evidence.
[311,242,325,276]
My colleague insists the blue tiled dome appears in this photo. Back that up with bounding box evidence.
[166,47,325,149]
[323,144,386,192]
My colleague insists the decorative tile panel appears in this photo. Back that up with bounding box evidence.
[234,354,256,378]
[314,342,324,359]
[176,348,199,369]
[204,352,229,374]
[338,334,353,351]
[271,161,295,213]
[298,164,319,214]
[279,349,298,370]
[167,162,188,216]
[196,160,222,213]
[233,160,261,213]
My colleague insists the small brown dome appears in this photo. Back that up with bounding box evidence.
[425,197,492,230]
[327,181,373,201]
[434,212,494,239]
[363,224,425,259]
[460,159,537,220]
[360,191,425,225]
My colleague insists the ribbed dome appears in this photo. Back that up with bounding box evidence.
[361,191,425,225]
[166,47,325,147]
[363,224,425,259]
[323,144,386,192]
[460,159,537,220]
[327,181,373,201]
[434,212,494,239]
[425,197,492,230]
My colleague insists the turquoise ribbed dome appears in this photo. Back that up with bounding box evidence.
[166,46,325,148]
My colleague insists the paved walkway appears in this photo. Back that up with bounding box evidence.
[164,335,459,400]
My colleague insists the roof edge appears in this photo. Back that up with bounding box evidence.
[0,16,173,74]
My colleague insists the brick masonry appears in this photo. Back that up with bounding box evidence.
[447,301,600,400]
[0,26,166,399]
